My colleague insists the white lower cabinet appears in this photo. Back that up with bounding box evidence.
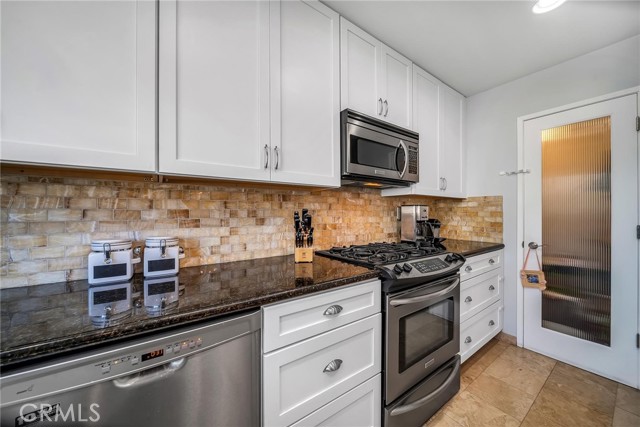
[459,250,504,363]
[290,374,381,427]
[262,279,382,427]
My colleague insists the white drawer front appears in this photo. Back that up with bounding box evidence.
[460,250,502,281]
[460,271,502,322]
[263,314,382,427]
[290,374,381,427]
[460,302,503,363]
[263,279,381,353]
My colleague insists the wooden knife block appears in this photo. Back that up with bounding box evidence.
[294,247,313,263]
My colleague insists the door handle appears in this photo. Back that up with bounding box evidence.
[464,296,472,303]
[378,98,383,115]
[489,320,495,326]
[264,144,269,169]
[112,358,187,388]
[528,242,544,250]
[383,100,389,117]
[489,285,495,291]
[464,265,472,273]
[443,177,448,190]
[273,146,279,170]
[396,140,409,178]
[390,279,459,306]
[464,336,472,343]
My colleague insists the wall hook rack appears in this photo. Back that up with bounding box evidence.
[499,169,531,176]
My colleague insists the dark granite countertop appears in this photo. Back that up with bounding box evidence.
[0,255,377,370]
[441,239,505,258]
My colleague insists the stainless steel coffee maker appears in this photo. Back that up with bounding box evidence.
[399,205,442,242]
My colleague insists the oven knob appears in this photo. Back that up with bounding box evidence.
[393,264,403,274]
[402,263,413,273]
[445,254,455,263]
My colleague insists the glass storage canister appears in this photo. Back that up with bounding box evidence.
[143,237,185,278]
[88,240,141,285]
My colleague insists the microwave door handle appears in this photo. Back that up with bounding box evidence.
[396,140,409,178]
[389,278,460,307]
[389,359,461,416]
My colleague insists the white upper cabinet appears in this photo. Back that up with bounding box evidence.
[159,0,271,182]
[340,18,412,129]
[379,45,413,129]
[0,1,156,172]
[159,0,339,187]
[439,85,466,197]
[382,65,466,198]
[270,0,340,186]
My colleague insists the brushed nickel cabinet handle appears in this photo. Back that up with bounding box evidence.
[323,305,343,316]
[489,285,495,291]
[465,266,472,273]
[274,146,279,170]
[378,98,383,115]
[323,359,343,373]
[383,100,389,117]
[264,144,269,169]
[464,336,472,344]
[464,296,472,303]
[489,258,495,265]
[489,320,495,326]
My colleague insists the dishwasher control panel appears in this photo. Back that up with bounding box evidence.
[95,335,204,375]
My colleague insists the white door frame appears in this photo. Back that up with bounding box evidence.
[516,87,640,365]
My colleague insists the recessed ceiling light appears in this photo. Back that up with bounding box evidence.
[532,0,567,14]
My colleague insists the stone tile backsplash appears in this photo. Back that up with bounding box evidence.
[0,174,502,287]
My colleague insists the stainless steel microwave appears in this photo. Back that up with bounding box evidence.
[341,109,419,188]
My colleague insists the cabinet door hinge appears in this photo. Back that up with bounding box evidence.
[637,333,639,349]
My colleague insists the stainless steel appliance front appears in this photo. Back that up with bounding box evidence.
[0,310,261,427]
[385,275,460,414]
[341,109,419,188]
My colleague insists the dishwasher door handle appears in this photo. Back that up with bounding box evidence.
[112,357,187,388]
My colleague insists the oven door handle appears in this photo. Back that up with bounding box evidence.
[389,358,461,417]
[389,278,460,307]
[395,140,409,178]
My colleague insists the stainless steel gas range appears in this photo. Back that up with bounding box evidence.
[316,241,465,426]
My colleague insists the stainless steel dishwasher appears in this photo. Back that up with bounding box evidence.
[0,310,261,427]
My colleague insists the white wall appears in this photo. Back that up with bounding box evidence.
[466,35,640,336]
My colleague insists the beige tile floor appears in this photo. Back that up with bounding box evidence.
[425,339,640,427]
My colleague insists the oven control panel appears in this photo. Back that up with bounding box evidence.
[95,335,203,375]
[411,258,450,273]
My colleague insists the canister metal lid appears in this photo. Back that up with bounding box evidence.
[91,239,132,252]
[145,236,180,248]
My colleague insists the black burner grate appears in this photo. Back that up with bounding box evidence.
[321,241,445,268]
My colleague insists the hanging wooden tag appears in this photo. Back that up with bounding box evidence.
[520,248,547,290]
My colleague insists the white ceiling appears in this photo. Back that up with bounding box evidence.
[322,0,640,96]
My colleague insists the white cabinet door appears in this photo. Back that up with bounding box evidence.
[270,0,340,187]
[440,86,466,197]
[379,45,412,129]
[159,0,271,181]
[340,18,380,118]
[1,1,156,172]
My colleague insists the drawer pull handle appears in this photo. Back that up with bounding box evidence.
[489,285,495,291]
[464,296,473,303]
[323,305,343,316]
[465,266,472,273]
[323,359,343,373]
[489,258,495,265]
[489,320,495,326]
[464,336,472,344]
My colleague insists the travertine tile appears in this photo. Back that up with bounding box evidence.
[465,373,537,421]
[520,408,565,427]
[617,384,640,417]
[424,410,463,427]
[528,386,613,427]
[613,407,640,426]
[441,391,520,427]
[498,346,556,377]
[484,354,551,396]
[545,362,617,415]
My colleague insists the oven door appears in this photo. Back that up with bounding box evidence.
[344,123,410,180]
[385,274,460,404]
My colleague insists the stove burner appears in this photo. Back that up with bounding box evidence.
[323,241,446,268]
